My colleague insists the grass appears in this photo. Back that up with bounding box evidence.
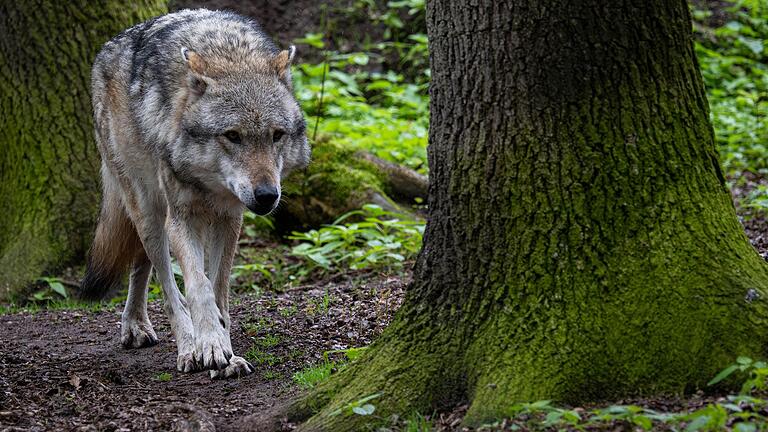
[293,361,335,389]
[263,370,280,381]
[244,346,282,367]
[242,316,271,336]
[258,333,281,348]
[292,347,368,389]
[279,305,298,317]
[154,372,172,382]
[0,299,112,315]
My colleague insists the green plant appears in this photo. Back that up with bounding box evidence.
[155,372,172,382]
[279,305,298,317]
[242,316,271,336]
[329,393,382,417]
[263,370,280,381]
[293,361,335,389]
[258,334,281,349]
[402,412,433,432]
[709,356,768,394]
[292,347,368,389]
[745,185,768,211]
[288,204,424,273]
[292,36,429,174]
[244,346,282,367]
[28,277,69,302]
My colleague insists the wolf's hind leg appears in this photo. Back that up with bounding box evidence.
[121,250,158,348]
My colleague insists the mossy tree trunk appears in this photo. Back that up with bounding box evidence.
[259,0,768,430]
[0,1,167,298]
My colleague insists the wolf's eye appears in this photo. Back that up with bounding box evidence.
[272,130,285,143]
[223,131,241,144]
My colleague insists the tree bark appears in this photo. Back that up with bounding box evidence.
[0,1,167,298]
[258,0,768,430]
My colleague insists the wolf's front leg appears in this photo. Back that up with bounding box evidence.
[127,199,197,372]
[169,216,232,371]
[206,213,254,379]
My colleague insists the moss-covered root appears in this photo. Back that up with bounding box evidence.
[276,139,426,232]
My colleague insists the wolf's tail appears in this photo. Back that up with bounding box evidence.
[80,177,143,301]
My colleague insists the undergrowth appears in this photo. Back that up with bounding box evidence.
[692,1,768,210]
[231,204,423,293]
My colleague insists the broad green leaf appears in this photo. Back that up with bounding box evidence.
[708,365,740,386]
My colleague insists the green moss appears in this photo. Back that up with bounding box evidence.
[285,138,388,204]
[279,138,397,230]
[0,1,167,298]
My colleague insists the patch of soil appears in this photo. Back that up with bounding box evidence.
[0,273,406,431]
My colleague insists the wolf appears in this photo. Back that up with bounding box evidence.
[80,9,310,379]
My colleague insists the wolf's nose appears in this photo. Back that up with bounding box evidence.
[249,185,279,215]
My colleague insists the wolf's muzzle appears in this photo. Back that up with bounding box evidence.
[247,184,279,215]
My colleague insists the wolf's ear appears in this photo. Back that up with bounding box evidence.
[181,47,214,98]
[272,45,296,87]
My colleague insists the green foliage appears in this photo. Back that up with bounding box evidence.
[292,0,429,175]
[263,370,280,381]
[293,361,335,390]
[294,60,428,173]
[28,277,69,302]
[745,184,768,211]
[232,204,424,292]
[244,347,282,367]
[330,393,382,417]
[154,372,172,382]
[693,2,768,181]
[709,356,768,394]
[292,347,368,389]
[479,357,768,431]
[288,204,424,273]
[401,412,433,432]
[279,305,298,317]
[258,333,281,349]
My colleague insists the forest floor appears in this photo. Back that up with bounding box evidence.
[1,174,767,432]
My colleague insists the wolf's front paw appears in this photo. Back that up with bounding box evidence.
[194,329,232,370]
[209,355,254,379]
[121,318,158,348]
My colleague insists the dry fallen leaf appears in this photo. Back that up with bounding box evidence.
[68,373,81,390]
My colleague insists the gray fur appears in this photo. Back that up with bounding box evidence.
[83,9,310,377]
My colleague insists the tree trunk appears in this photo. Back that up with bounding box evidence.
[0,1,167,298]
[256,0,768,430]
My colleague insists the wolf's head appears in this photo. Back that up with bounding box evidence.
[174,45,310,215]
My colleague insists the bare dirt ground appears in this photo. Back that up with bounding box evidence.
[0,273,405,431]
[1,175,767,432]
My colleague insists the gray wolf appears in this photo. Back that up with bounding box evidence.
[80,9,310,379]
